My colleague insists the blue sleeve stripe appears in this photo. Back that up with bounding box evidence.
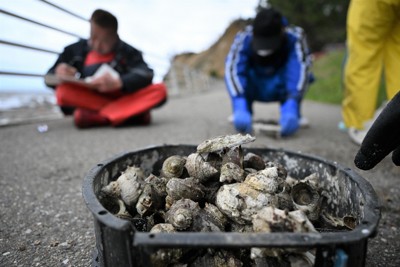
[225,30,248,97]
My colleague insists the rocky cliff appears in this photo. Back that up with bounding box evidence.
[164,18,251,83]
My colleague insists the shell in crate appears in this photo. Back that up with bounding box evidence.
[83,135,380,267]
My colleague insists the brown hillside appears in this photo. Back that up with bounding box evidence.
[165,18,251,81]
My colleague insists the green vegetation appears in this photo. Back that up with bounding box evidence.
[268,0,349,51]
[305,49,387,106]
[305,49,345,104]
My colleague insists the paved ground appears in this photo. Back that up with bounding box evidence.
[0,81,399,267]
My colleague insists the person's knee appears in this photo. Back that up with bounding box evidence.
[55,84,73,105]
[150,83,168,107]
[154,83,168,96]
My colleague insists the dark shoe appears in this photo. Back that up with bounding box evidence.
[73,108,110,128]
[60,106,75,116]
[120,112,151,127]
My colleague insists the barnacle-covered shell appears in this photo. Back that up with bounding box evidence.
[221,146,243,167]
[320,212,357,230]
[251,207,316,259]
[265,161,287,179]
[244,167,284,194]
[185,153,219,182]
[216,183,278,224]
[244,152,266,170]
[287,210,317,233]
[285,176,299,188]
[202,203,228,230]
[166,177,205,203]
[229,222,254,233]
[291,182,321,221]
[220,162,245,183]
[192,203,227,232]
[302,173,320,189]
[252,207,289,233]
[276,182,294,211]
[244,168,258,176]
[252,207,316,233]
[196,133,256,153]
[160,155,187,179]
[126,165,147,180]
[165,199,200,230]
[145,174,168,199]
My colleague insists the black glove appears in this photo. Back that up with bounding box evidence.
[354,91,400,170]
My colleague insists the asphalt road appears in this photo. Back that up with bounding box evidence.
[1,81,399,267]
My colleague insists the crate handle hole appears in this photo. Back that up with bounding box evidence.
[149,234,155,239]
[98,210,108,215]
[97,164,104,167]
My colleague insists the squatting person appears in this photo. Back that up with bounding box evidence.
[225,8,313,136]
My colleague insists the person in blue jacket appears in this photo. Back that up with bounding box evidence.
[225,8,313,136]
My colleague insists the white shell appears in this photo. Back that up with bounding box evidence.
[196,133,256,153]
[101,181,120,198]
[244,167,283,194]
[251,207,317,260]
[117,166,145,207]
[185,153,218,182]
[252,207,316,233]
[215,183,278,224]
[150,223,176,233]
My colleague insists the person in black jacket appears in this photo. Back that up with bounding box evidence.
[45,9,167,128]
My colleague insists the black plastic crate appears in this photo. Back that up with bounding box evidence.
[82,145,380,267]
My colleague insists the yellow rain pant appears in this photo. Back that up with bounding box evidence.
[343,0,400,129]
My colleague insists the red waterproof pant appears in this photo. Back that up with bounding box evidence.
[55,83,167,126]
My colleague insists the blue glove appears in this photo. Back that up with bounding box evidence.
[232,97,252,133]
[280,98,299,136]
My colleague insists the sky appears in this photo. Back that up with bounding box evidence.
[0,0,259,93]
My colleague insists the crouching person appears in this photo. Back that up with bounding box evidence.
[225,8,313,136]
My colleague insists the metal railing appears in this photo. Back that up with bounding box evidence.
[166,62,215,96]
[0,1,214,94]
[0,1,87,78]
[37,0,88,22]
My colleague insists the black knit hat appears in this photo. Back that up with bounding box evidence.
[252,8,283,54]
